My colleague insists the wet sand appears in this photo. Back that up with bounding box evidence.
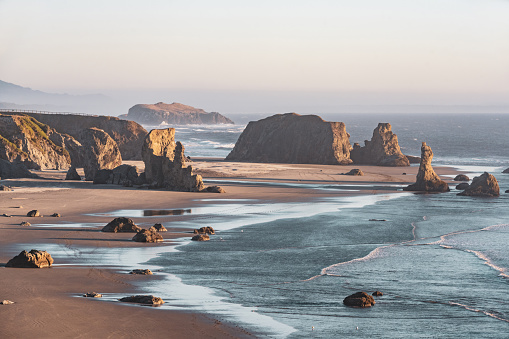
[0,160,460,338]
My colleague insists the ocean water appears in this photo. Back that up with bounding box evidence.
[134,114,509,337]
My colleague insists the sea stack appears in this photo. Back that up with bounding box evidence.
[404,142,449,192]
[226,113,352,165]
[457,172,499,197]
[350,123,409,166]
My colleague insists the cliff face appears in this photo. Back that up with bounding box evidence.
[0,114,71,170]
[5,112,147,160]
[225,113,352,165]
[350,123,409,166]
[124,102,234,125]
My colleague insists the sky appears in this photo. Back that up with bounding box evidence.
[0,0,508,114]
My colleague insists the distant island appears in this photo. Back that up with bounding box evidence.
[120,102,234,125]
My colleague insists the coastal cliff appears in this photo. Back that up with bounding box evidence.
[0,114,71,170]
[225,113,352,164]
[122,102,234,125]
[2,112,147,160]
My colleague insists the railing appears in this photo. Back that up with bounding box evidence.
[0,109,93,116]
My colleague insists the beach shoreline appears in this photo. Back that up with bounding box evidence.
[0,160,461,338]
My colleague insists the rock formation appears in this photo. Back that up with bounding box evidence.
[101,217,142,233]
[404,142,449,192]
[78,128,122,181]
[118,295,164,305]
[123,102,234,125]
[456,183,470,190]
[132,229,164,243]
[65,166,82,180]
[226,113,352,165]
[6,249,54,268]
[0,159,37,179]
[406,155,421,164]
[344,169,364,176]
[193,226,215,235]
[350,123,409,166]
[0,114,72,169]
[454,174,470,181]
[457,172,499,197]
[149,223,167,232]
[2,112,148,160]
[27,210,40,217]
[0,184,12,191]
[141,128,204,191]
[503,168,509,174]
[130,269,153,275]
[191,234,210,241]
[20,221,31,227]
[372,291,383,296]
[83,292,102,298]
[93,164,138,186]
[343,292,376,307]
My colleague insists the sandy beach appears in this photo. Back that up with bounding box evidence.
[0,160,460,338]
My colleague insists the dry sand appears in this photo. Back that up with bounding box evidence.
[0,160,461,338]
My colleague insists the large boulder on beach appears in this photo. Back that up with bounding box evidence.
[79,128,122,181]
[118,295,164,305]
[226,113,353,165]
[350,123,409,166]
[343,292,376,307]
[132,229,164,243]
[123,102,234,125]
[93,164,139,186]
[344,169,364,176]
[404,142,449,192]
[0,159,38,179]
[457,172,499,197]
[141,128,204,191]
[6,249,54,268]
[101,217,142,233]
[65,166,81,180]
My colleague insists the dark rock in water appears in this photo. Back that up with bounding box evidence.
[343,292,376,307]
[457,172,499,197]
[83,292,102,298]
[191,234,210,241]
[350,123,410,167]
[130,269,153,275]
[226,113,353,165]
[404,142,449,192]
[20,221,31,227]
[79,128,122,181]
[505,190,509,194]
[0,185,12,191]
[6,249,54,268]
[454,174,470,181]
[142,128,204,191]
[503,168,509,174]
[193,226,215,235]
[27,210,41,217]
[405,155,421,164]
[456,183,470,190]
[369,219,386,222]
[101,217,142,233]
[93,169,113,184]
[372,291,383,296]
[132,229,164,243]
[344,169,364,176]
[0,159,38,179]
[118,295,164,305]
[124,102,234,125]
[149,223,167,232]
[2,213,11,217]
[65,166,81,181]
[202,186,226,193]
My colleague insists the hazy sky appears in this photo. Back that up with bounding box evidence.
[0,0,508,113]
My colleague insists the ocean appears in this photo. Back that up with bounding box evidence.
[29,113,509,338]
[138,113,509,337]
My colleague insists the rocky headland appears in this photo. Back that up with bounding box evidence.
[226,113,353,164]
[350,123,409,166]
[122,102,234,125]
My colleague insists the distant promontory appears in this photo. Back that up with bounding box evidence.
[121,102,234,125]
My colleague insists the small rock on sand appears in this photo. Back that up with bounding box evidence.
[20,221,31,227]
[83,292,102,298]
[51,213,61,217]
[1,300,15,305]
[130,269,153,275]
[26,210,41,217]
[118,295,164,305]
[192,234,210,241]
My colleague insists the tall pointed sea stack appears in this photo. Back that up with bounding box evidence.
[404,142,449,192]
[226,113,352,165]
[350,123,409,166]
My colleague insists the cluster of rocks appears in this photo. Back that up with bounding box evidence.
[457,172,499,197]
[226,114,414,167]
[192,226,215,241]
[101,217,166,243]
